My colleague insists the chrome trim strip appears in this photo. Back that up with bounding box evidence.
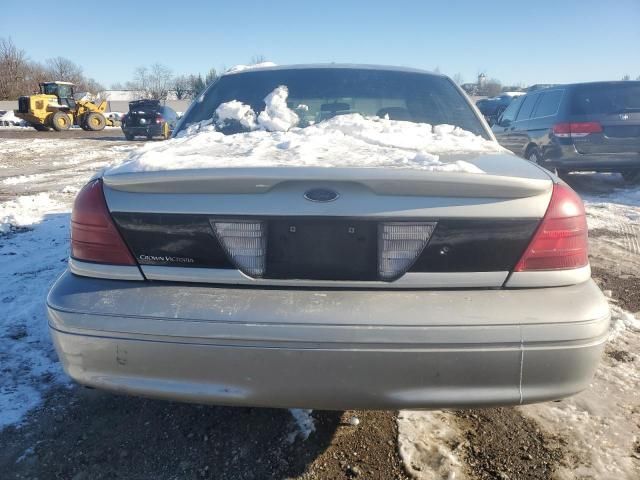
[140,266,508,288]
[505,265,591,288]
[69,258,144,281]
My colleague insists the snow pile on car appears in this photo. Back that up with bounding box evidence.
[225,61,278,74]
[107,87,502,175]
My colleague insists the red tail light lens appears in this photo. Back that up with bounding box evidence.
[156,115,164,124]
[552,122,602,138]
[514,184,588,271]
[71,179,136,265]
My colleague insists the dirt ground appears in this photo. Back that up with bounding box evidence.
[1,129,638,479]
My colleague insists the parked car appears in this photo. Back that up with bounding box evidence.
[476,93,524,125]
[492,81,640,180]
[121,100,178,140]
[47,65,609,410]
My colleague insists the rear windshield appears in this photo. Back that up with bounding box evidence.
[570,83,640,115]
[129,101,160,113]
[178,68,489,138]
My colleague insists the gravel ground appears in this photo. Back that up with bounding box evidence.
[1,130,638,479]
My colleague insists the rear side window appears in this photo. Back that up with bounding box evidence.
[515,94,539,121]
[533,90,563,118]
[570,83,640,115]
[498,96,523,124]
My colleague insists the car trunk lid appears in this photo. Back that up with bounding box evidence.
[101,154,553,288]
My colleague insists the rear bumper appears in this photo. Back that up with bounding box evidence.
[122,124,163,137]
[47,271,610,410]
[545,145,640,171]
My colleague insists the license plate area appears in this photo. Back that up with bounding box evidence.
[265,219,378,280]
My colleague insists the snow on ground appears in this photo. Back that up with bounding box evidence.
[0,193,68,233]
[288,409,316,442]
[107,87,497,175]
[521,304,640,479]
[397,411,467,480]
[0,138,136,428]
[0,110,27,127]
[0,211,71,428]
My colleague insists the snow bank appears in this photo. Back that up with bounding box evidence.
[0,193,68,234]
[107,86,500,176]
[225,62,277,74]
[0,109,27,127]
[397,411,467,480]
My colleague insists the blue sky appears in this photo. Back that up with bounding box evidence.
[1,0,639,87]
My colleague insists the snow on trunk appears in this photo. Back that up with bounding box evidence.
[107,85,500,176]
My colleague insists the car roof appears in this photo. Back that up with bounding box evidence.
[527,80,640,94]
[223,63,446,77]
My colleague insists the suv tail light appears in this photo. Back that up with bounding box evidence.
[514,184,587,271]
[156,114,164,124]
[71,179,136,265]
[553,122,602,138]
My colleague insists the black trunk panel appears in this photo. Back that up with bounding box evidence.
[112,213,539,278]
[411,219,539,272]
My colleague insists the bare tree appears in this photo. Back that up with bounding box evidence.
[126,63,173,100]
[205,68,218,86]
[485,78,502,97]
[0,37,29,99]
[147,63,173,100]
[452,72,464,85]
[621,74,631,81]
[46,57,83,83]
[250,54,267,65]
[173,75,190,100]
[188,74,206,98]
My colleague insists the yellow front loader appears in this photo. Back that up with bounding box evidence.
[14,81,118,132]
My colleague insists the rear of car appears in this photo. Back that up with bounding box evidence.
[554,82,640,177]
[493,82,640,177]
[122,100,177,140]
[47,66,610,410]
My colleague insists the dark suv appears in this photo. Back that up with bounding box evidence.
[492,81,640,180]
[476,94,522,125]
[121,100,178,141]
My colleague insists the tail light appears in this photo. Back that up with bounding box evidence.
[71,179,136,265]
[211,220,266,277]
[378,222,437,280]
[552,122,602,138]
[514,184,587,271]
[156,115,164,124]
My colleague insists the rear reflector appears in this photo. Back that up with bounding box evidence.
[553,122,602,138]
[71,179,136,265]
[378,222,437,280]
[514,184,588,271]
[211,220,266,277]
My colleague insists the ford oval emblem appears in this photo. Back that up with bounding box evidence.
[304,188,339,202]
